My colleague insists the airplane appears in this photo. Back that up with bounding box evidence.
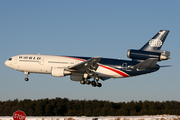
[5,30,170,87]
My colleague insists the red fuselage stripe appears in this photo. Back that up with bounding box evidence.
[61,56,85,61]
[61,56,129,77]
[99,65,129,77]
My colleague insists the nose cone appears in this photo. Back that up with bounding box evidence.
[5,60,12,68]
[5,60,8,66]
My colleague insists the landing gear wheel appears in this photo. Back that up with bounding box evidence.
[25,77,29,81]
[91,81,96,87]
[96,83,102,87]
[85,80,91,85]
[80,80,85,85]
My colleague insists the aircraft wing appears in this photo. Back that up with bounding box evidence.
[67,57,102,71]
[133,58,158,69]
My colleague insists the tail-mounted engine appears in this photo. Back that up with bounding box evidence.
[127,49,170,61]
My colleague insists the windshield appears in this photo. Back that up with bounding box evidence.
[8,58,12,61]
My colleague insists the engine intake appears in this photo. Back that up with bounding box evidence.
[51,67,71,77]
[127,49,170,61]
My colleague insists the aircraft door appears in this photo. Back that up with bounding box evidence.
[39,59,44,65]
[122,63,127,70]
[14,57,17,64]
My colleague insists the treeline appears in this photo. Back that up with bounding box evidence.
[0,98,180,116]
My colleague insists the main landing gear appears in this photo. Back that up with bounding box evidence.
[80,78,102,87]
[91,81,102,87]
[24,72,29,81]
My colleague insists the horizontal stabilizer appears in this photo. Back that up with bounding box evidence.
[133,58,158,69]
[160,65,172,68]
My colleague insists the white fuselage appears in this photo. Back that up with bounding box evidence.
[5,54,129,79]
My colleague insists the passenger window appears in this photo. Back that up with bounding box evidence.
[37,57,41,60]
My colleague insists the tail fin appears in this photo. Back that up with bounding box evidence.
[140,30,170,51]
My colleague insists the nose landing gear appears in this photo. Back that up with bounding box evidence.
[24,72,29,81]
[24,77,29,81]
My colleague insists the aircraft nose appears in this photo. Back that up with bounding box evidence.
[5,60,9,67]
[5,60,11,68]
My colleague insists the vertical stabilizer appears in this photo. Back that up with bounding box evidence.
[140,30,169,51]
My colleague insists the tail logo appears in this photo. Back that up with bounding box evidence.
[149,39,162,47]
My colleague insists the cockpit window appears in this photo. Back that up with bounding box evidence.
[8,58,12,61]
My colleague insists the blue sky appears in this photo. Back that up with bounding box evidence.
[0,1,180,102]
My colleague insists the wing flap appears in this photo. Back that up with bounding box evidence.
[67,57,102,71]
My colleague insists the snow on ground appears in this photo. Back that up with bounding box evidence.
[0,115,180,120]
